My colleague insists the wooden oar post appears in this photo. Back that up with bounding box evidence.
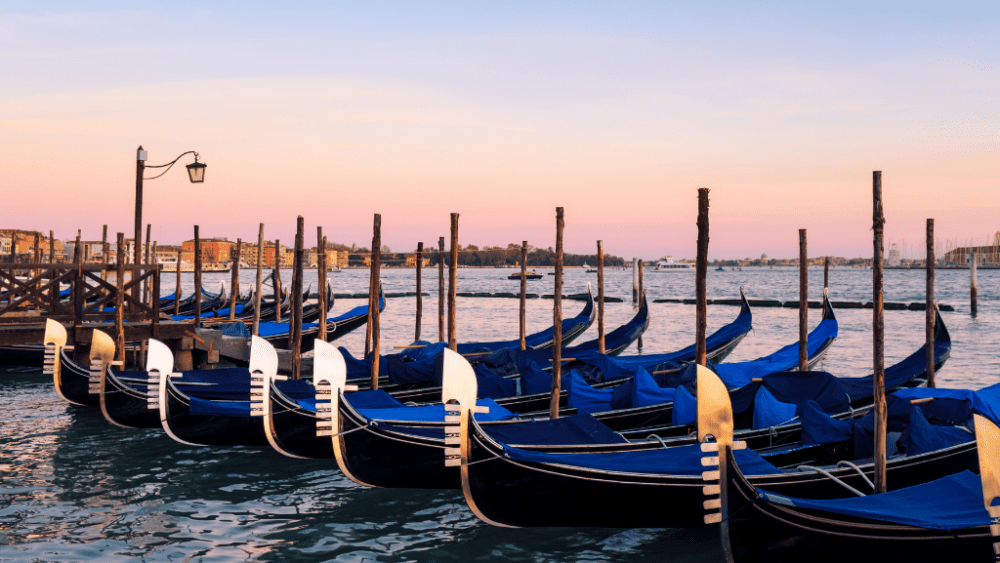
[115,233,126,363]
[597,240,605,355]
[318,228,327,341]
[970,248,978,316]
[229,239,241,321]
[371,216,382,386]
[273,239,282,323]
[252,223,264,336]
[550,207,564,419]
[194,226,202,328]
[438,236,445,342]
[415,241,423,341]
[873,170,887,494]
[799,229,808,372]
[520,240,528,350]
[291,217,304,380]
[926,218,936,388]
[448,213,459,350]
[696,188,710,366]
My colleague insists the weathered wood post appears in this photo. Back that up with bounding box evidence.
[872,170,887,494]
[637,259,644,350]
[550,208,565,419]
[372,220,382,385]
[229,239,241,321]
[438,236,445,342]
[696,188,710,366]
[364,217,379,359]
[273,239,283,322]
[144,223,152,305]
[366,214,382,388]
[823,256,829,290]
[115,233,126,363]
[519,241,528,350]
[971,248,978,316]
[317,229,327,341]
[32,233,40,288]
[448,213,459,350]
[597,240,605,354]
[291,217,304,380]
[632,258,638,303]
[926,218,936,388]
[799,229,808,372]
[49,230,56,292]
[252,223,264,336]
[194,226,202,328]
[150,242,157,307]
[415,241,423,341]
[100,225,107,279]
[174,249,182,315]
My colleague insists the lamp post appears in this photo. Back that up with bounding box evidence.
[134,146,206,307]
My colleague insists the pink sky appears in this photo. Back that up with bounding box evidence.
[2,3,998,259]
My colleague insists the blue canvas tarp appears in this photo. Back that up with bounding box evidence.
[483,413,628,446]
[758,471,989,530]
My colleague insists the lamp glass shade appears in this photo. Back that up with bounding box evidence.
[186,161,207,183]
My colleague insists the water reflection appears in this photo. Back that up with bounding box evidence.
[2,267,997,561]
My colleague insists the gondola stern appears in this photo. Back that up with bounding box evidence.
[43,319,67,390]
[313,340,371,483]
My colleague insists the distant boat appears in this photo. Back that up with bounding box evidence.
[715,266,725,272]
[650,256,694,272]
[509,270,543,280]
[328,264,342,273]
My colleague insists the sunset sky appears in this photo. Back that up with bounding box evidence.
[3,1,999,260]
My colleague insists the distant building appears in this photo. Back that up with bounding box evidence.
[887,244,902,267]
[182,237,236,265]
[760,253,768,265]
[944,246,1000,266]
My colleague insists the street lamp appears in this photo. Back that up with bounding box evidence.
[133,146,206,304]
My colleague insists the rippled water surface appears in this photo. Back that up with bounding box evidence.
[3,266,999,561]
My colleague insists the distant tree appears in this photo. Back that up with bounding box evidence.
[381,244,391,254]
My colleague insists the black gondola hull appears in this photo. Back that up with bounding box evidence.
[161,381,268,446]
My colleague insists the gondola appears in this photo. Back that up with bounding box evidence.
[508,271,543,280]
[714,384,1000,563]
[43,319,114,407]
[292,300,829,486]
[258,284,378,351]
[153,335,281,447]
[455,310,953,527]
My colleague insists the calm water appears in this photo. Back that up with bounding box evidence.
[3,267,999,561]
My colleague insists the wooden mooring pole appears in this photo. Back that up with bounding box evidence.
[174,249,182,315]
[597,240,605,355]
[50,230,56,264]
[824,256,829,290]
[318,229,328,341]
[365,217,378,359]
[519,241,528,350]
[970,248,978,316]
[637,259,644,350]
[550,207,564,420]
[194,226,202,328]
[144,223,152,305]
[291,217,304,380]
[115,233,125,363]
[696,188,710,366]
[926,218,936,388]
[252,223,264,336]
[415,241,423,341]
[632,258,638,303]
[872,170,887,494]
[448,214,459,350]
[100,226,107,279]
[371,215,382,386]
[799,229,808,372]
[273,239,282,323]
[438,237,445,342]
[229,239,241,321]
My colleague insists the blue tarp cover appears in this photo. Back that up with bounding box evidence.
[759,470,988,530]
[565,371,615,414]
[482,413,628,446]
[714,316,837,388]
[356,398,516,422]
[672,385,697,426]
[610,367,677,410]
[901,406,973,456]
[752,387,798,430]
[188,396,253,417]
[502,442,781,476]
[800,400,853,445]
